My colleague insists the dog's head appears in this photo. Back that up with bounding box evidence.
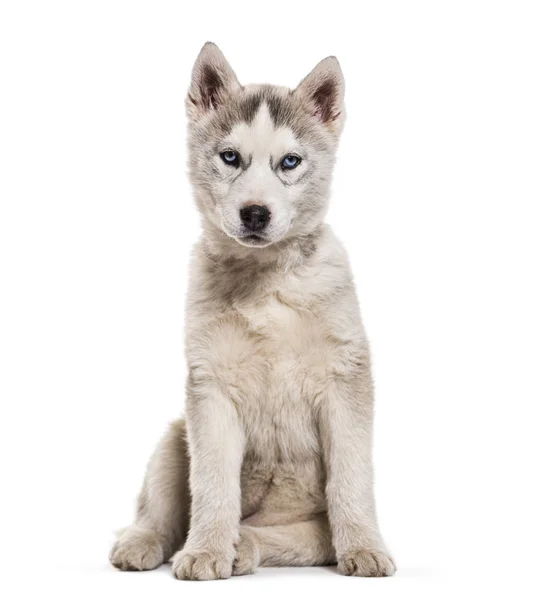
[186,42,345,249]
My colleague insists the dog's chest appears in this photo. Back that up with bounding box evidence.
[237,292,303,340]
[236,290,329,377]
[233,291,330,461]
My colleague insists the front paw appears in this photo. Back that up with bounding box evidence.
[172,548,233,581]
[338,549,396,577]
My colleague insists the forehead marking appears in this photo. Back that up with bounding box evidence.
[228,104,298,159]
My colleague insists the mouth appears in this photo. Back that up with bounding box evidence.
[219,218,276,248]
[234,233,273,248]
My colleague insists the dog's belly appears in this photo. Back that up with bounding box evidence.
[238,369,327,523]
[240,457,326,525]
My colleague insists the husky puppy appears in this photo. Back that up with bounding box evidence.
[110,42,395,580]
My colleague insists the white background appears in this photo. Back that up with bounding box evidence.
[1,1,542,598]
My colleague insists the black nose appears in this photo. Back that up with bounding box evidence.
[240,205,271,232]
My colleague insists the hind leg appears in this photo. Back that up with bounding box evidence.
[233,516,336,575]
[110,418,190,571]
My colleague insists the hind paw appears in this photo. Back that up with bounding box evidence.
[110,526,164,571]
[233,527,260,576]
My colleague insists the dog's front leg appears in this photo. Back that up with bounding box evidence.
[172,384,244,581]
[320,373,396,577]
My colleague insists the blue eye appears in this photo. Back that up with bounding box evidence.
[220,150,240,167]
[281,154,301,170]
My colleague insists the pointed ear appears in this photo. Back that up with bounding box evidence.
[295,56,345,130]
[186,42,240,119]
